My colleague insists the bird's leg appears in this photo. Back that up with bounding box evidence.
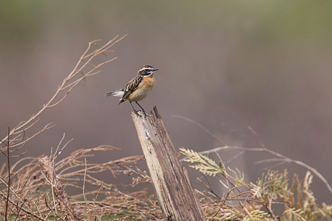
[135,102,146,116]
[130,101,138,114]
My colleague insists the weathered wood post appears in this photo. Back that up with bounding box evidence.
[132,106,206,221]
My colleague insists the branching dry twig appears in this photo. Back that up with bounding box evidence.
[0,35,127,154]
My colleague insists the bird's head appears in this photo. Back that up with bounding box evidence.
[138,65,159,76]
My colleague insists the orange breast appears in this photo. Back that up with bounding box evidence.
[128,75,155,102]
[142,74,155,89]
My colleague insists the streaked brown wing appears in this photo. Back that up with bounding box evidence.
[122,75,143,100]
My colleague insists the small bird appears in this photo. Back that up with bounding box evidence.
[105,65,159,114]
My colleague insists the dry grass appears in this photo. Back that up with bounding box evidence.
[0,144,163,220]
[181,148,332,221]
[2,141,331,220]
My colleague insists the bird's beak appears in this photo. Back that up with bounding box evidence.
[153,68,159,71]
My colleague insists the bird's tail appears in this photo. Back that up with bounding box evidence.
[105,89,125,97]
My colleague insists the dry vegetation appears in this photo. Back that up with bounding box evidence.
[1,37,332,220]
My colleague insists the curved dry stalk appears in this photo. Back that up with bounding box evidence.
[175,115,332,196]
[0,35,127,153]
[185,145,332,196]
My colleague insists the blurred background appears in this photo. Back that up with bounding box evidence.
[1,1,332,204]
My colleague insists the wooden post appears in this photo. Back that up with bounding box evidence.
[132,107,206,221]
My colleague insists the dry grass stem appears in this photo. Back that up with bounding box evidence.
[39,156,81,221]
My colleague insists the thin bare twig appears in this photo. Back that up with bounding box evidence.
[83,158,88,205]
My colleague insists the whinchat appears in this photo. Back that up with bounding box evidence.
[105,65,159,114]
